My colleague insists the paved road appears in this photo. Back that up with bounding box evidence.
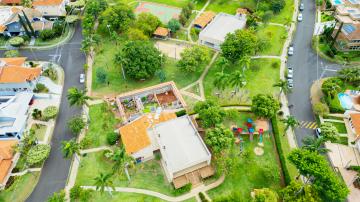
[0,22,85,202]
[287,0,341,146]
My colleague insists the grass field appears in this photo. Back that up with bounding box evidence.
[0,172,40,202]
[256,25,287,56]
[82,103,119,149]
[76,153,175,196]
[270,0,294,24]
[204,58,280,105]
[87,192,166,202]
[31,124,47,141]
[206,0,255,14]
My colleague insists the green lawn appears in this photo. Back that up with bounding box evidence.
[270,0,294,24]
[34,25,70,46]
[204,58,280,105]
[325,121,347,134]
[87,192,166,202]
[76,153,175,196]
[334,136,349,145]
[256,25,287,56]
[0,172,40,202]
[206,0,255,14]
[82,103,119,149]
[92,38,209,96]
[31,124,47,141]
[207,131,282,200]
[141,0,206,10]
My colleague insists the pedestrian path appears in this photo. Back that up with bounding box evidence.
[11,168,41,176]
[298,121,318,129]
[323,119,345,123]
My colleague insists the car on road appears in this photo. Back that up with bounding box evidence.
[287,70,293,79]
[298,13,303,21]
[80,73,85,83]
[315,128,321,138]
[288,45,294,56]
[288,79,294,89]
[299,3,304,11]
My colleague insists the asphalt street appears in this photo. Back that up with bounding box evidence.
[0,22,85,202]
[287,0,341,146]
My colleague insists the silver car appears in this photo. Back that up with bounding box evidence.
[80,74,85,83]
[299,3,304,11]
[298,13,303,22]
[288,45,294,56]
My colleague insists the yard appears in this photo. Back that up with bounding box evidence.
[81,103,119,149]
[0,172,40,202]
[206,0,255,14]
[270,0,294,24]
[86,192,166,202]
[76,153,176,196]
[256,25,287,56]
[91,38,209,96]
[204,58,280,105]
[31,123,47,141]
[207,112,282,200]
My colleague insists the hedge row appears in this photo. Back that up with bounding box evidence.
[271,117,291,185]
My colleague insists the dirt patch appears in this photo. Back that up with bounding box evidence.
[155,41,191,60]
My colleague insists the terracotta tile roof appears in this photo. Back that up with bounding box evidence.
[0,66,41,83]
[194,11,215,28]
[350,113,360,137]
[236,8,248,15]
[0,25,6,33]
[119,112,177,154]
[153,27,169,36]
[1,0,21,4]
[0,140,18,184]
[0,57,27,66]
[32,0,64,6]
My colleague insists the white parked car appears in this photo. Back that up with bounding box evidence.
[80,74,85,83]
[315,128,321,138]
[298,13,303,21]
[299,3,304,11]
[288,45,294,56]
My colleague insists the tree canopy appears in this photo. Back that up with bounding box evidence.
[280,181,321,202]
[205,125,234,154]
[253,188,278,202]
[177,45,210,72]
[26,144,51,166]
[117,40,163,80]
[167,19,181,33]
[67,116,85,136]
[126,28,148,41]
[99,3,135,33]
[221,29,258,63]
[319,122,339,142]
[321,78,343,99]
[194,100,226,128]
[135,13,161,36]
[251,94,280,118]
[337,67,360,86]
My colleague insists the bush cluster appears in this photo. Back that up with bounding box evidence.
[9,36,24,47]
[106,132,119,145]
[26,144,51,166]
[33,83,49,93]
[39,21,65,41]
[43,106,58,121]
[43,67,58,81]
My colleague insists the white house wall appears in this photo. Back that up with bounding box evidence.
[131,145,154,162]
[0,82,35,96]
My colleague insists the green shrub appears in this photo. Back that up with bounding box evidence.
[43,67,58,81]
[175,109,187,117]
[47,190,65,202]
[70,185,92,201]
[34,83,49,93]
[39,29,56,41]
[43,106,58,121]
[80,135,92,149]
[173,183,191,195]
[4,50,20,58]
[26,144,51,166]
[325,96,345,113]
[199,192,209,202]
[8,37,24,47]
[271,117,291,185]
[96,67,107,84]
[106,132,119,145]
[67,116,85,136]
[313,102,330,116]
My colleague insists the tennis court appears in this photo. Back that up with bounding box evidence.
[135,2,181,23]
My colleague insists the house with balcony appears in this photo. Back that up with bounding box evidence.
[32,0,69,18]
[0,57,42,96]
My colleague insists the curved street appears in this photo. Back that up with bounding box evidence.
[0,22,86,202]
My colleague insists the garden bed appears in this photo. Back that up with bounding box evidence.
[31,123,47,141]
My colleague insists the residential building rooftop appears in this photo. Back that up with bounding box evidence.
[350,113,360,136]
[32,0,64,6]
[0,139,18,184]
[0,57,26,66]
[153,27,169,37]
[194,11,215,28]
[0,66,41,83]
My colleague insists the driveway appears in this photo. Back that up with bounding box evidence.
[0,22,85,202]
[287,0,341,146]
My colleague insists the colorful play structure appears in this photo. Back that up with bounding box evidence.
[232,118,265,151]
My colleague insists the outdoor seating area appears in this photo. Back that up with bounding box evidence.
[116,81,186,122]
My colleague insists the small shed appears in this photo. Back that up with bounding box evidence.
[194,11,216,29]
[153,27,170,39]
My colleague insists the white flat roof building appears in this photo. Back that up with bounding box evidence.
[150,115,211,181]
[199,12,247,50]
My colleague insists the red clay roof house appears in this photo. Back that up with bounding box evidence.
[0,140,18,186]
[194,11,215,29]
[350,113,360,137]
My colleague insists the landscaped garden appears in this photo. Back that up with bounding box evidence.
[0,173,40,202]
[31,124,47,141]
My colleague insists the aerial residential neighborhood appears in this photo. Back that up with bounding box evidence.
[0,0,359,202]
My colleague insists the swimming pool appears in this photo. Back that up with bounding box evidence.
[333,0,344,5]
[338,93,353,110]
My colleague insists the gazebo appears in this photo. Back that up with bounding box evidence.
[153,27,170,39]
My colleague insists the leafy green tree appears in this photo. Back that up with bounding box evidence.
[337,67,360,85]
[312,102,330,116]
[194,101,226,128]
[213,72,229,90]
[288,149,349,201]
[282,115,299,131]
[96,68,107,84]
[261,11,274,24]
[239,55,251,71]
[26,144,51,166]
[319,122,339,142]
[253,188,278,202]
[99,3,135,33]
[251,94,280,118]
[135,13,161,36]
[215,56,230,71]
[85,0,108,17]
[47,190,65,202]
[67,116,85,136]
[273,79,291,98]
[302,136,329,154]
[321,78,343,99]
[177,45,210,72]
[126,28,148,41]
[179,2,193,25]
[280,181,322,202]
[111,147,133,175]
[32,108,42,120]
[221,29,258,63]
[117,41,163,80]
[271,0,286,14]
[229,70,246,92]
[205,125,234,154]
[167,19,181,33]
[67,87,91,107]
[94,172,114,195]
[61,139,81,160]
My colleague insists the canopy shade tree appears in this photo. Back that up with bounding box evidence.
[194,100,226,128]
[167,19,181,33]
[280,181,321,202]
[116,40,163,80]
[67,116,85,136]
[288,149,349,201]
[251,94,280,118]
[177,45,210,72]
[99,3,135,33]
[220,29,258,64]
[321,78,343,99]
[135,13,161,36]
[319,122,339,142]
[205,125,234,154]
[126,28,148,41]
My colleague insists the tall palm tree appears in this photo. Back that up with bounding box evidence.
[94,172,114,195]
[273,79,291,98]
[67,87,91,107]
[302,136,330,154]
[338,67,360,85]
[112,147,134,181]
[282,115,299,132]
[61,139,80,161]
[213,72,229,90]
[229,70,246,93]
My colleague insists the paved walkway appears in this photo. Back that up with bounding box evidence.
[81,175,225,202]
[251,55,282,60]
[323,119,345,123]
[11,168,42,177]
[80,146,112,155]
[187,0,211,42]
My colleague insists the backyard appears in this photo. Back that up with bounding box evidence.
[204,58,280,105]
[256,25,287,56]
[0,173,40,202]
